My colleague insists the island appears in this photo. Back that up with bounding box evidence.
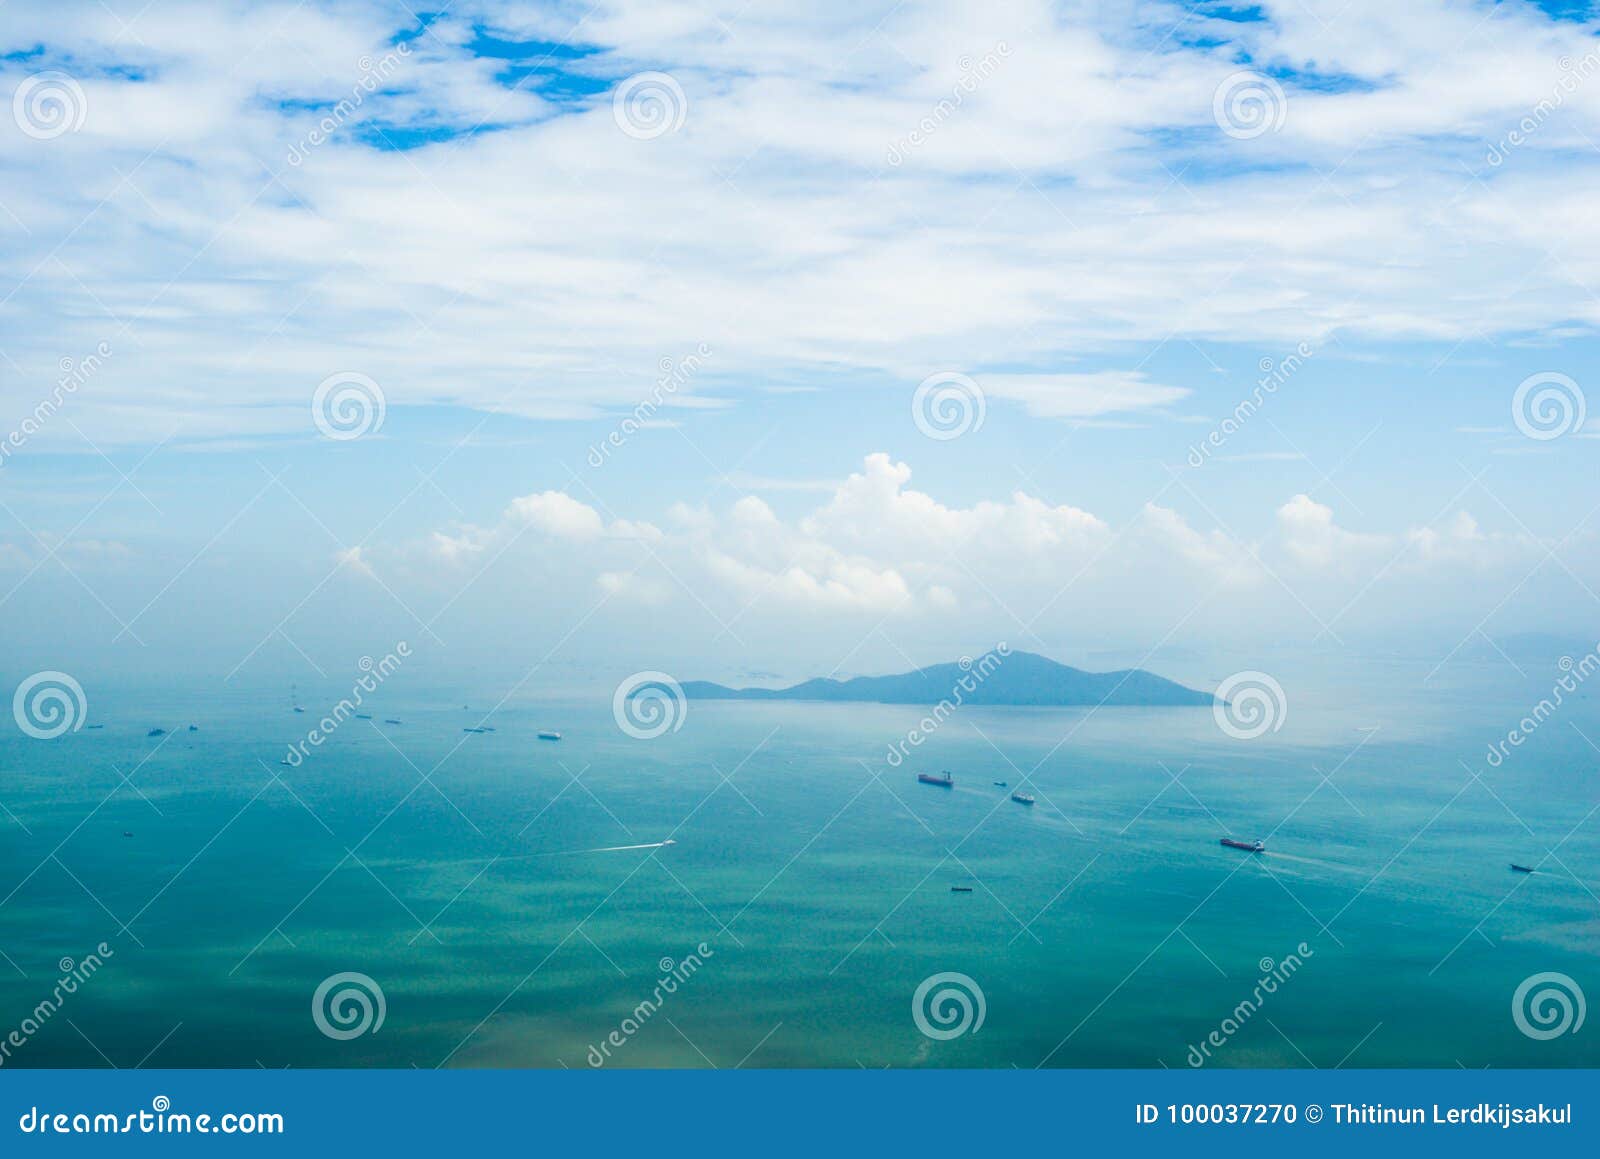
[682,650,1214,707]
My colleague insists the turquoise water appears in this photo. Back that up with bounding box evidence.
[2,657,1597,1068]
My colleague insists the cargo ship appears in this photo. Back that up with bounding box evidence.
[538,731,562,741]
[917,771,954,787]
[1220,837,1265,853]
[1011,792,1035,806]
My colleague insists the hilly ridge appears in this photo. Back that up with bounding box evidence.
[681,650,1215,707]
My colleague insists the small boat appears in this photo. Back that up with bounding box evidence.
[87,724,104,730]
[538,731,562,741]
[463,727,489,734]
[917,771,954,787]
[1511,863,1536,874]
[1011,792,1035,806]
[278,759,291,766]
[1220,837,1265,853]
[384,718,402,725]
[147,727,166,737]
[950,886,973,893]
[187,724,198,732]
[993,780,1007,787]
[122,831,133,838]
[355,713,373,720]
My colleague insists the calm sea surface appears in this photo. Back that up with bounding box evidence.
[2,657,1597,1068]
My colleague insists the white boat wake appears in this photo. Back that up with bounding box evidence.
[559,838,677,855]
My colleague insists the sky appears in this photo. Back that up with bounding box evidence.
[2,0,1599,695]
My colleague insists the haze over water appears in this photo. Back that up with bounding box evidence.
[2,650,1596,1069]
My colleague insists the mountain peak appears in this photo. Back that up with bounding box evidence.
[681,651,1213,707]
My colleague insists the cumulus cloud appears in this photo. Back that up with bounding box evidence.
[1276,494,1390,569]
[389,454,1551,640]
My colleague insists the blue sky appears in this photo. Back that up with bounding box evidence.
[2,0,1599,691]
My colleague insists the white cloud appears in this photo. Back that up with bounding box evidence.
[6,1,1600,444]
[978,372,1190,421]
[1275,494,1390,569]
[390,454,1554,637]
[506,491,661,542]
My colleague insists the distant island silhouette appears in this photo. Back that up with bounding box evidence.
[683,650,1214,707]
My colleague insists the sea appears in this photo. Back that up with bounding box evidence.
[2,652,1597,1069]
